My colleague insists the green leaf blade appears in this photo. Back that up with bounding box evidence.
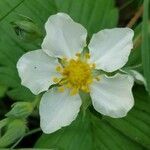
[142,0,150,94]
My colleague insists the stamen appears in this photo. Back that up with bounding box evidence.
[70,88,79,95]
[75,53,81,57]
[59,79,67,85]
[81,86,90,93]
[62,57,67,61]
[66,83,72,88]
[95,76,100,81]
[91,63,96,69]
[81,85,86,91]
[53,77,60,83]
[56,66,62,72]
[54,52,100,95]
[58,86,65,92]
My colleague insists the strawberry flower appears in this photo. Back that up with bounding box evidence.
[17,13,134,134]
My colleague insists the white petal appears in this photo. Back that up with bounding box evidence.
[17,50,59,95]
[128,70,147,86]
[120,69,147,87]
[42,13,87,58]
[39,88,81,134]
[89,28,134,72]
[90,73,134,118]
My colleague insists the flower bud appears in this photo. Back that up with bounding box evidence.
[0,119,26,148]
[11,17,42,41]
[0,118,9,129]
[6,102,33,118]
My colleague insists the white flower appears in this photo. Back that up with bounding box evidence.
[17,13,134,134]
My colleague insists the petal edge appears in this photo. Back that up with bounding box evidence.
[42,13,87,58]
[39,88,81,133]
[17,50,59,95]
[89,28,134,72]
[90,73,134,118]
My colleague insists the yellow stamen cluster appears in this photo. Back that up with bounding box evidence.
[53,53,98,95]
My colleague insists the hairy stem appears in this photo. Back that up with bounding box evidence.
[127,5,143,28]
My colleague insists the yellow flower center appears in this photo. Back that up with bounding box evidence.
[53,53,99,95]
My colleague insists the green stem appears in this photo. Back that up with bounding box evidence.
[10,95,42,149]
[32,94,42,108]
[10,128,41,149]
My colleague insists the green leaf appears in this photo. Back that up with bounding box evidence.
[142,0,150,94]
[35,113,142,150]
[105,86,150,149]
[35,113,93,150]
[14,148,54,150]
[55,0,118,37]
[0,67,20,88]
[35,86,150,150]
[126,23,142,68]
[7,86,35,101]
[0,0,57,101]
[0,84,7,98]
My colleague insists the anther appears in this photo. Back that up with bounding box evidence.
[61,57,68,64]
[75,53,81,57]
[58,86,65,92]
[81,86,90,93]
[56,66,62,72]
[91,63,96,69]
[53,77,60,83]
[95,76,100,81]
[70,88,78,95]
